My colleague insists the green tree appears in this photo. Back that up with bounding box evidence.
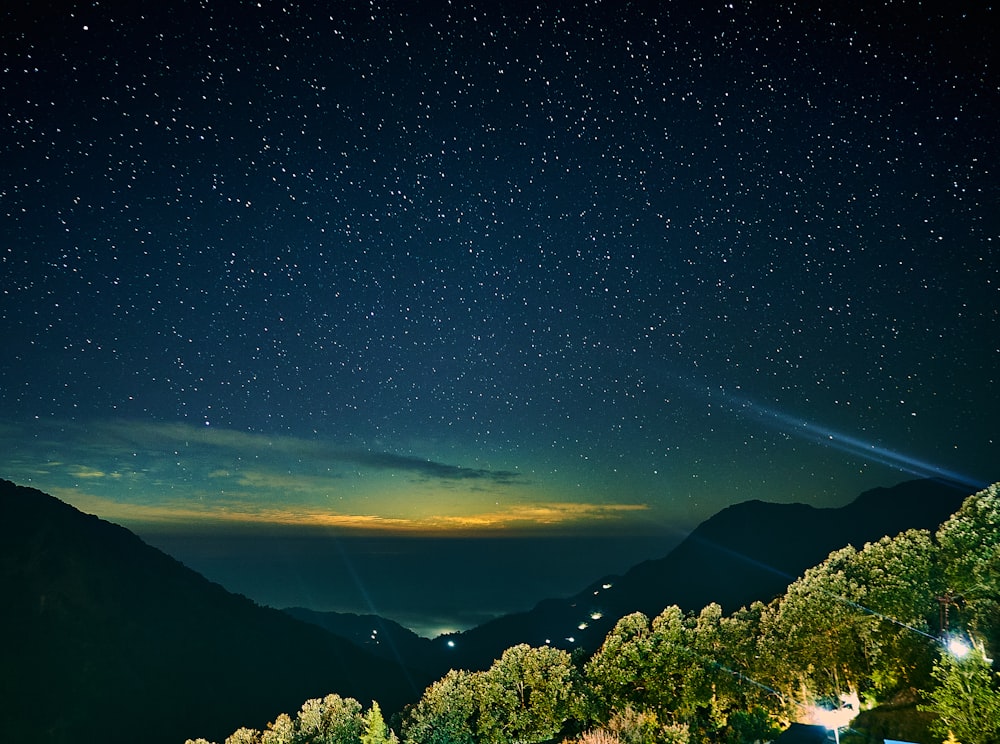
[296,694,363,744]
[401,668,480,744]
[605,706,660,744]
[585,612,655,722]
[476,643,578,744]
[723,709,780,744]
[225,729,262,744]
[360,701,397,744]
[717,601,785,717]
[849,529,942,694]
[936,482,1000,650]
[677,604,729,736]
[769,545,871,700]
[261,713,296,744]
[585,607,710,733]
[919,650,1000,744]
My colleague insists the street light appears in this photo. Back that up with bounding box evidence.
[944,632,994,665]
[947,635,971,659]
[805,696,857,744]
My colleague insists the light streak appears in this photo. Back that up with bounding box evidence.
[728,396,986,490]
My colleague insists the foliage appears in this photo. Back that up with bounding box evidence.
[919,651,1000,744]
[574,729,621,744]
[757,528,944,708]
[584,611,657,722]
[403,644,578,744]
[261,713,296,744]
[585,604,776,740]
[476,643,579,744]
[400,669,479,744]
[936,482,1000,650]
[849,530,941,693]
[360,702,398,744]
[196,694,368,744]
[226,730,263,744]
[296,694,364,744]
[716,601,786,716]
[605,706,660,744]
[722,708,781,744]
[763,545,874,700]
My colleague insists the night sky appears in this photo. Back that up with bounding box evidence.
[2,1,997,635]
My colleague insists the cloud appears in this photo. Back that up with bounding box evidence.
[70,467,105,478]
[337,449,521,483]
[51,486,649,535]
[3,419,651,536]
[91,421,521,484]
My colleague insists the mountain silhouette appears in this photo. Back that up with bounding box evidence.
[289,478,971,673]
[283,606,443,672]
[0,479,424,744]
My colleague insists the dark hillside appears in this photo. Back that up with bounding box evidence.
[0,480,422,744]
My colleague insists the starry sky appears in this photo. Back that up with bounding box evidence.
[2,0,997,634]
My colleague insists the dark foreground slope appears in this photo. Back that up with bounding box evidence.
[294,478,970,674]
[0,480,422,744]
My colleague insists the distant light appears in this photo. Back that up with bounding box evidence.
[578,622,588,630]
[590,611,603,620]
[602,583,613,589]
[566,636,575,643]
[446,640,456,648]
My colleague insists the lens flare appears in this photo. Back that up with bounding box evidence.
[728,397,985,490]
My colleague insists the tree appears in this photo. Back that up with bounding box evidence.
[849,529,941,694]
[585,612,657,722]
[401,668,480,744]
[717,601,785,717]
[919,650,1000,744]
[476,644,578,744]
[723,709,780,744]
[225,729,262,744]
[360,701,397,744]
[936,482,1000,651]
[261,714,296,744]
[766,545,872,701]
[585,606,720,734]
[296,694,363,744]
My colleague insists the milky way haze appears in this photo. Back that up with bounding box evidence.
[1,1,996,631]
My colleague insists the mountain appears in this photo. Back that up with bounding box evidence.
[0,480,426,744]
[1,476,972,743]
[448,477,971,668]
[290,478,971,673]
[282,607,442,672]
